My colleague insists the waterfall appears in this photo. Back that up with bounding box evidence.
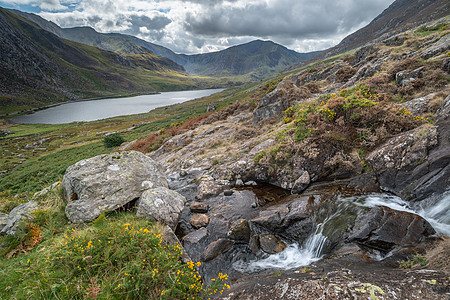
[233,191,449,272]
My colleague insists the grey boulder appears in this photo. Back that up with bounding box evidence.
[0,201,38,236]
[63,151,168,223]
[136,187,186,230]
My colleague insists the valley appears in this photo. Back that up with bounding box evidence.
[0,0,449,299]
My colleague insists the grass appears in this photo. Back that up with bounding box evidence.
[0,187,230,299]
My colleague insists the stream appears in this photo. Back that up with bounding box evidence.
[233,191,450,272]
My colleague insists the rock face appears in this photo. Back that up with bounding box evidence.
[366,124,439,200]
[63,151,168,223]
[420,33,450,59]
[0,201,38,236]
[348,206,435,254]
[136,187,186,230]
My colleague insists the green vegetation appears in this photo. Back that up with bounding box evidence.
[415,22,448,36]
[0,188,230,299]
[103,134,126,148]
[398,255,428,269]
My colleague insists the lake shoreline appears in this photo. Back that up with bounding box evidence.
[10,89,224,125]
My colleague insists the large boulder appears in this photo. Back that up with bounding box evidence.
[63,151,168,223]
[0,213,8,232]
[348,206,435,254]
[136,187,186,230]
[0,201,38,236]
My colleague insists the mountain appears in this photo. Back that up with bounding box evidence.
[320,0,450,58]
[13,10,320,77]
[0,8,207,114]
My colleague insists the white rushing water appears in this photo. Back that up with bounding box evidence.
[234,191,450,272]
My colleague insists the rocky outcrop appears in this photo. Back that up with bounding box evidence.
[420,34,450,59]
[0,201,38,236]
[136,187,186,230]
[0,213,8,232]
[366,124,438,199]
[348,206,435,254]
[63,151,168,223]
[395,66,424,86]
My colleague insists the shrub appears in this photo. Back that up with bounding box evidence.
[103,134,125,148]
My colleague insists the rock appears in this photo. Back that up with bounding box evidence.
[196,177,224,200]
[346,173,379,193]
[395,66,424,86]
[352,44,377,65]
[227,219,251,243]
[0,213,8,232]
[366,124,439,200]
[384,36,405,46]
[0,201,38,236]
[397,94,433,115]
[200,238,234,262]
[442,57,450,73]
[63,151,168,223]
[252,81,287,122]
[245,181,257,186]
[136,187,186,230]
[190,202,209,213]
[235,179,244,186]
[34,181,60,197]
[190,214,210,229]
[349,206,435,255]
[292,170,310,193]
[183,227,209,246]
[224,189,234,196]
[420,34,450,59]
[258,234,286,254]
[161,225,191,263]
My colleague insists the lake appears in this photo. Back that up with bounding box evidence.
[12,89,224,124]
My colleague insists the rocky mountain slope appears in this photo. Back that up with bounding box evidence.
[318,0,450,59]
[13,10,319,77]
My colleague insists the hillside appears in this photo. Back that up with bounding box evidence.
[319,0,450,58]
[0,8,210,115]
[13,10,319,77]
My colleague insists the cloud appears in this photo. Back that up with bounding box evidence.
[4,0,395,54]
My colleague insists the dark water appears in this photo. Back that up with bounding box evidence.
[12,89,223,124]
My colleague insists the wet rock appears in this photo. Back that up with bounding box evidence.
[346,173,379,193]
[190,213,210,229]
[196,177,224,200]
[349,206,435,254]
[292,170,310,194]
[420,34,450,59]
[183,227,209,246]
[258,234,286,254]
[395,66,424,86]
[224,189,234,196]
[0,201,38,236]
[190,202,208,213]
[227,219,251,243]
[136,187,186,230]
[63,151,168,223]
[200,238,234,262]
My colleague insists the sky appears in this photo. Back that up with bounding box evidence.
[0,0,395,54]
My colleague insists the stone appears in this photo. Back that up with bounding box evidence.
[190,202,209,213]
[245,181,257,186]
[395,66,424,86]
[224,189,234,196]
[397,95,432,115]
[190,214,210,229]
[292,170,310,194]
[196,177,224,200]
[227,219,251,243]
[161,225,191,263]
[442,57,450,73]
[235,179,244,186]
[420,34,450,59]
[384,36,405,46]
[0,213,8,232]
[200,238,234,262]
[136,187,186,230]
[183,227,209,246]
[0,201,38,236]
[34,181,60,197]
[349,206,435,255]
[258,234,286,254]
[63,151,168,223]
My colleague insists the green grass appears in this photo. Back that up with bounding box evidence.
[0,188,230,299]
